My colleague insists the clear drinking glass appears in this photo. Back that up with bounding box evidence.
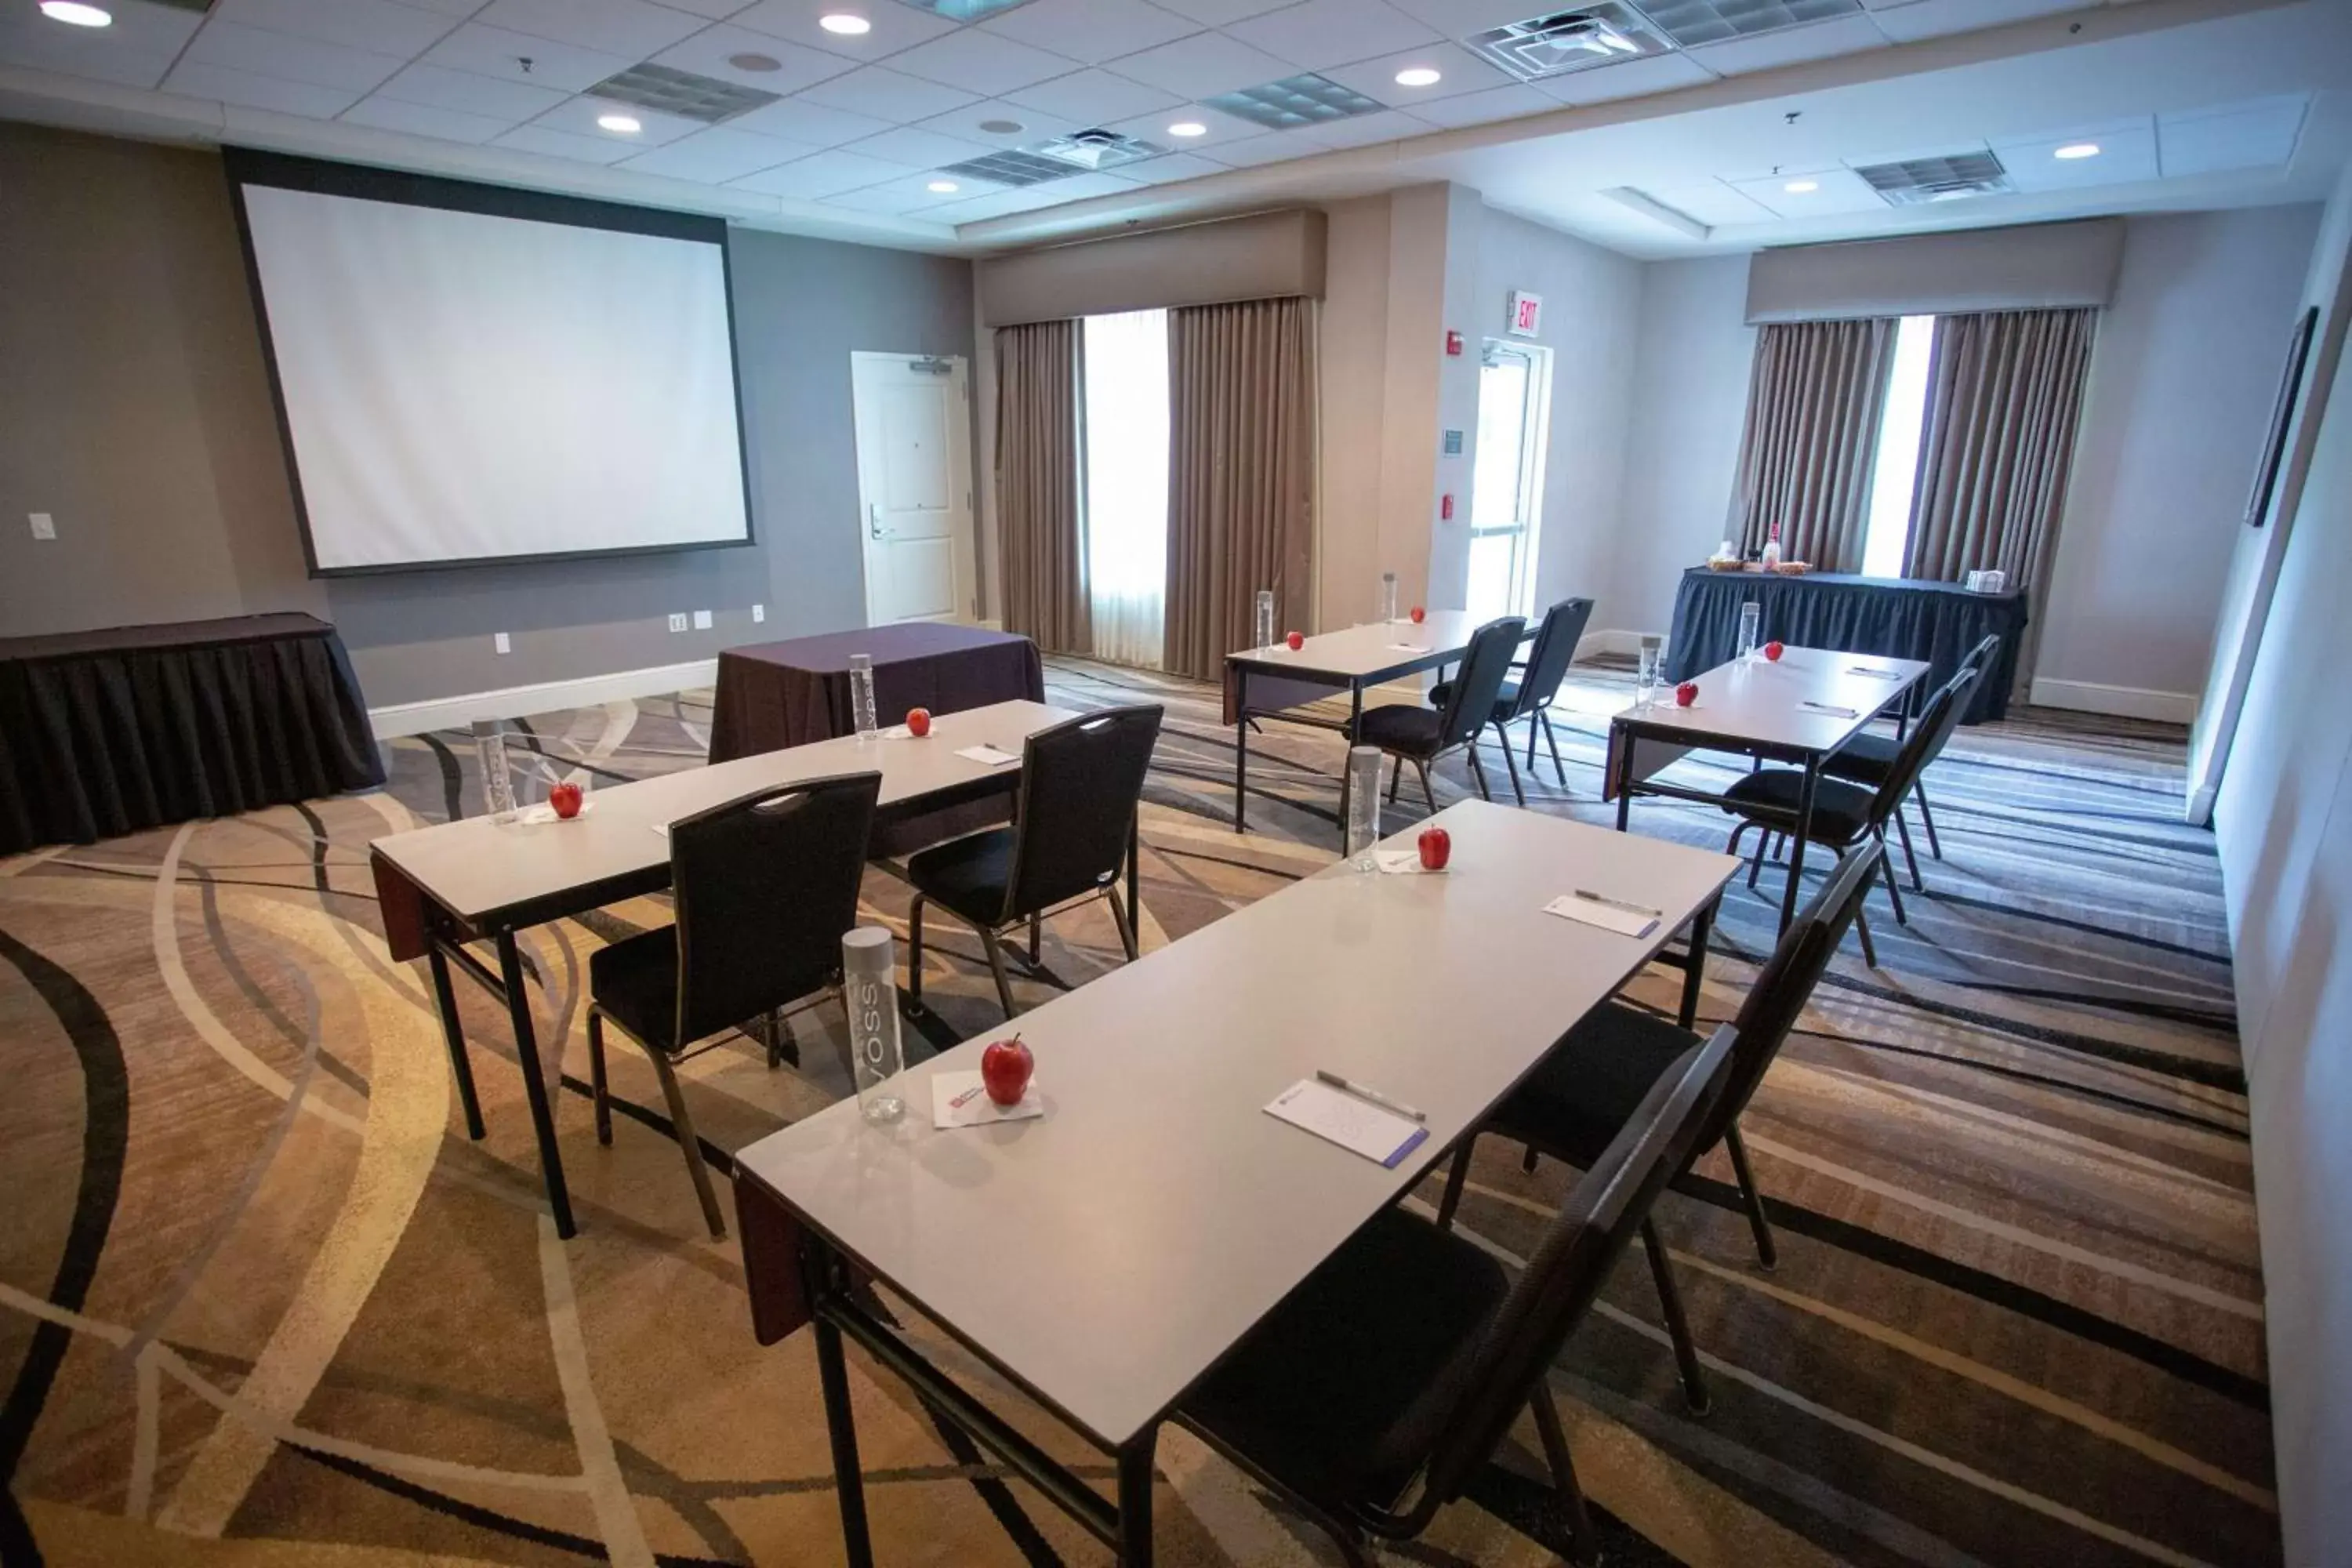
[1345,745,1382,871]
[1377,572,1399,625]
[848,652,880,739]
[1737,601,1761,662]
[842,927,904,1123]
[470,718,517,821]
[1637,634,1665,708]
[1254,589,1276,652]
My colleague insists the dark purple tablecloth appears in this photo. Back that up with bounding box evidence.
[708,623,1044,855]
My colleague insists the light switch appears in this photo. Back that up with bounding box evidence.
[494,632,511,655]
[668,613,688,633]
[29,513,56,540]
[752,604,764,623]
[692,609,713,630]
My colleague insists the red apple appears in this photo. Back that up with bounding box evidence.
[906,706,932,738]
[1410,605,1426,624]
[548,781,583,819]
[1418,825,1451,870]
[1675,681,1699,708]
[1763,641,1784,662]
[1285,630,1305,651]
[980,1035,1033,1107]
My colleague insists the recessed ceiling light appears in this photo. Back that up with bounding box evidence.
[728,52,783,72]
[597,113,642,134]
[2055,142,2101,160]
[38,1,112,24]
[1393,67,1442,88]
[1784,178,1819,194]
[927,179,959,193]
[978,118,1024,135]
[1167,121,1207,137]
[819,13,872,34]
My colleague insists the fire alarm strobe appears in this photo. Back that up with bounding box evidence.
[1445,329,1463,355]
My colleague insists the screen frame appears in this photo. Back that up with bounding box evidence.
[223,147,758,579]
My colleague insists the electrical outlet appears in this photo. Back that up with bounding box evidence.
[692,609,713,630]
[668,613,688,633]
[28,513,56,540]
[752,604,764,623]
[493,632,511,655]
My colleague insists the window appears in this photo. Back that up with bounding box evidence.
[1860,314,1936,578]
[1080,308,1170,667]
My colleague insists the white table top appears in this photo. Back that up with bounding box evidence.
[1614,646,1929,754]
[733,799,1737,1448]
[1227,610,1487,681]
[370,699,1077,926]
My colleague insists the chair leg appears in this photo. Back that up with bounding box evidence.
[1414,758,1436,811]
[1854,902,1879,967]
[1541,710,1567,788]
[1105,889,1140,964]
[978,926,1018,1019]
[1521,1145,1540,1174]
[1386,753,1403,804]
[1466,743,1492,803]
[1915,781,1944,859]
[1028,912,1042,966]
[1893,801,1925,892]
[646,1047,726,1239]
[1494,724,1525,807]
[1530,1383,1600,1568]
[906,894,927,1007]
[768,1008,797,1071]
[1642,1218,1710,1414]
[1525,711,1540,774]
[1722,1121,1777,1271]
[1436,1141,1473,1230]
[1875,832,1908,925]
[587,1009,612,1147]
[1746,824,1771,891]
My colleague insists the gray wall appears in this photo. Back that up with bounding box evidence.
[0,122,978,711]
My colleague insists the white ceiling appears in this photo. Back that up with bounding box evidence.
[0,0,2346,258]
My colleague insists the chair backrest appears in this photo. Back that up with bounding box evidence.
[1508,597,1595,720]
[668,770,881,1047]
[1390,1024,1739,1517]
[1960,633,2001,678]
[1868,665,1978,832]
[1432,616,1526,750]
[1002,703,1163,921]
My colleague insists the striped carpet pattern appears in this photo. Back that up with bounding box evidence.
[0,655,2270,1567]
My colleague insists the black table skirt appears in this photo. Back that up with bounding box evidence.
[0,613,386,856]
[1666,568,2027,723]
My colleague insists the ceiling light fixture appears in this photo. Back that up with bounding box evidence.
[1167,121,1207,137]
[819,13,872,34]
[2055,141,2101,159]
[1393,67,1442,87]
[38,1,112,24]
[1784,178,1819,194]
[597,113,642,133]
[927,179,959,192]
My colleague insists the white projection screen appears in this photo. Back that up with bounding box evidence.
[230,154,752,574]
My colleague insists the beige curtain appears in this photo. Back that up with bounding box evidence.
[994,320,1089,654]
[1163,297,1314,681]
[1726,318,1898,572]
[1904,307,2099,590]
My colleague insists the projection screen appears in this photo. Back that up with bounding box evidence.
[228,154,752,575]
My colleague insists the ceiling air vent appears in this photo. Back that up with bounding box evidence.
[586,64,781,125]
[1854,151,2014,205]
[892,0,1040,17]
[1635,0,1861,48]
[1032,129,1164,171]
[1204,73,1385,132]
[938,148,1079,188]
[1463,6,1670,82]
[143,0,216,11]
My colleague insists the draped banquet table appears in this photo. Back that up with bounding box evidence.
[1665,567,2025,723]
[0,612,383,857]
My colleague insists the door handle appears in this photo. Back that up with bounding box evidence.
[869,504,885,540]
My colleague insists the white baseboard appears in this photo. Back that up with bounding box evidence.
[2028,677,2198,726]
[368,658,719,740]
[1575,629,1650,660]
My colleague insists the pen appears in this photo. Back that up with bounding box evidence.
[1801,699,1859,717]
[949,1083,987,1109]
[1573,887,1662,918]
[1316,1069,1427,1123]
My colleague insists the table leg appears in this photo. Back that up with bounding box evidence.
[1231,666,1250,833]
[495,930,576,1240]
[426,940,485,1141]
[1779,761,1818,933]
[1612,724,1634,833]
[1126,815,1142,944]
[815,1312,876,1568]
[1678,896,1716,1030]
[1117,1425,1157,1566]
[1338,682,1365,851]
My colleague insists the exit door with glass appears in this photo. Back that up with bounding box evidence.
[1467,341,1552,624]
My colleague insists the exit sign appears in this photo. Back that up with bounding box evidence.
[1507,290,1542,338]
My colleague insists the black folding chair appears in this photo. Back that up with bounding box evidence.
[1822,633,1999,886]
[586,770,880,1237]
[1428,596,1594,791]
[1351,615,1526,808]
[1175,1023,1737,1567]
[906,704,1162,1020]
[1435,844,1882,1412]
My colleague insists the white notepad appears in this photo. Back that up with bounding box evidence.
[1543,893,1659,939]
[1374,848,1443,876]
[517,800,593,825]
[956,743,1020,768]
[1265,1079,1430,1168]
[931,1070,1043,1128]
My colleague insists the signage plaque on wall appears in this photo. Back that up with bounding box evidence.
[1507,290,1542,338]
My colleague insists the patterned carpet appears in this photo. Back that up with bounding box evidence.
[0,655,2270,1567]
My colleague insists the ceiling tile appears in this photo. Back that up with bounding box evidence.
[17,0,207,53]
[728,0,962,60]
[492,122,645,162]
[727,145,916,196]
[373,60,567,119]
[1103,101,1266,151]
[1105,31,1294,99]
[1319,41,1515,107]
[913,98,1086,147]
[927,184,1076,223]
[1298,105,1430,149]
[1867,0,2090,44]
[648,24,855,93]
[840,125,993,169]
[339,93,517,142]
[1383,0,1566,28]
[1531,51,1715,105]
[1724,165,1888,219]
[1638,180,1777,227]
[164,60,365,118]
[1993,121,2158,191]
[1118,149,1230,183]
[401,0,495,15]
[421,22,634,92]
[1149,0,1299,23]
[210,0,464,56]
[887,29,1077,97]
[531,93,710,144]
[721,93,894,143]
[471,0,708,59]
[1225,0,1438,73]
[1198,126,1335,166]
[2159,96,2310,180]
[617,124,816,178]
[1682,14,1888,75]
[649,0,756,16]
[1003,67,1181,123]
[823,171,1004,214]
[1405,82,1556,129]
[795,64,979,120]
[182,20,408,93]
[981,0,1199,66]
[1033,170,1146,201]
[0,13,184,89]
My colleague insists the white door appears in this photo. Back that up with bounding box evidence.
[851,352,975,626]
